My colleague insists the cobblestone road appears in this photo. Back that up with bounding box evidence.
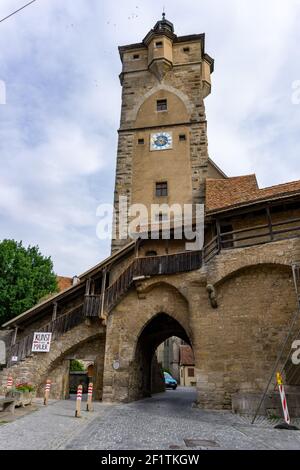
[1,388,300,450]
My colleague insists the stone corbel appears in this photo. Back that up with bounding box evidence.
[206,284,218,309]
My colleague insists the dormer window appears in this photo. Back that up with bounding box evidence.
[155,41,163,48]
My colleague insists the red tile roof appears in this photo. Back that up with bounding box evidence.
[180,345,195,366]
[206,175,300,213]
[57,276,73,292]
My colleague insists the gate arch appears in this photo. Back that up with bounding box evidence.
[129,312,192,401]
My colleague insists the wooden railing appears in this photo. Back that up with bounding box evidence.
[104,250,202,313]
[83,295,101,318]
[6,305,85,367]
[203,216,300,263]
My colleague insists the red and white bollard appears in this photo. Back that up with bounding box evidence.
[277,372,290,425]
[44,379,51,406]
[75,384,83,418]
[6,376,13,390]
[86,382,93,412]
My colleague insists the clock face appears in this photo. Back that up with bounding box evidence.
[150,132,173,151]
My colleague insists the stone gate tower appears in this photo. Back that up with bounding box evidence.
[112,15,215,253]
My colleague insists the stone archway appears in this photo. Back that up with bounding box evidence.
[102,278,192,403]
[128,312,191,401]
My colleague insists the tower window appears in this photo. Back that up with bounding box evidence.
[155,41,163,48]
[179,134,186,141]
[138,138,145,145]
[133,54,140,60]
[157,99,167,112]
[156,182,168,197]
[183,47,190,53]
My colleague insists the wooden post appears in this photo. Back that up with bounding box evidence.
[44,379,51,406]
[266,206,274,241]
[75,384,83,418]
[85,278,91,296]
[216,219,222,253]
[86,382,93,412]
[11,327,18,346]
[135,238,141,258]
[52,302,58,322]
[100,269,107,320]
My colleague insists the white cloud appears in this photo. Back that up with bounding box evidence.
[0,0,299,275]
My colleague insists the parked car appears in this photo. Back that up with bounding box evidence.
[164,372,177,390]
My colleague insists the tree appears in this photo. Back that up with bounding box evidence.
[0,240,58,325]
[70,359,85,372]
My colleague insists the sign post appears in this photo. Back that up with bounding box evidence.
[32,333,52,353]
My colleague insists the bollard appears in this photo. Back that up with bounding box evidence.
[44,379,51,406]
[75,384,83,418]
[6,376,13,390]
[86,382,93,412]
[276,372,290,425]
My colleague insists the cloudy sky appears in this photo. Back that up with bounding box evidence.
[0,0,299,276]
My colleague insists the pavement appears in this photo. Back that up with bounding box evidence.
[1,388,300,450]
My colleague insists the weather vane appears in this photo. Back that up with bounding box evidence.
[162,6,166,20]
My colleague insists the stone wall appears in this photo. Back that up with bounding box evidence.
[103,238,300,410]
[0,319,106,400]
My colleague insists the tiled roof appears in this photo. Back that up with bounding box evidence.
[179,345,195,366]
[57,276,73,292]
[206,175,300,213]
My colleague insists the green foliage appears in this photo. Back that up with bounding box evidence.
[0,239,58,325]
[70,359,85,372]
[15,383,35,393]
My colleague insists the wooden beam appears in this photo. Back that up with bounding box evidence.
[11,327,18,346]
[52,302,58,322]
[216,219,222,253]
[85,278,91,296]
[266,206,274,241]
[100,269,107,319]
